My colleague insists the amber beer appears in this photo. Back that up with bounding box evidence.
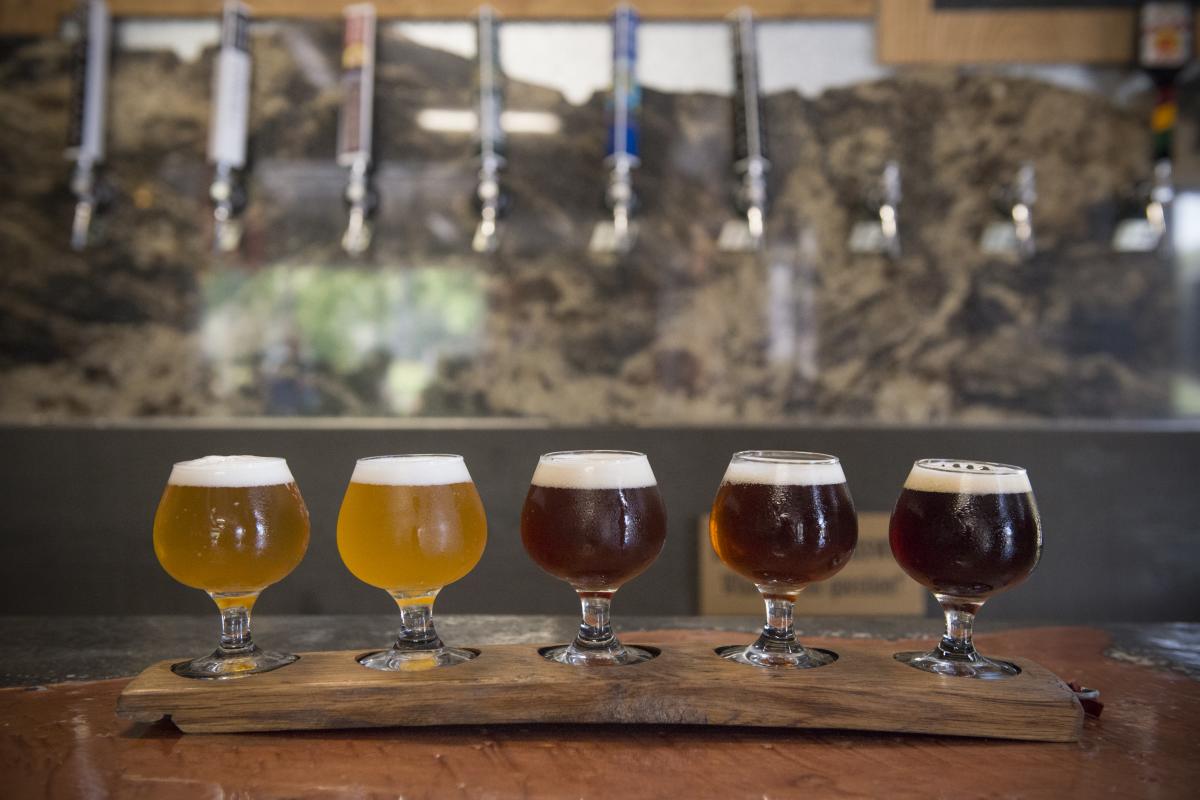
[337,455,487,593]
[153,456,310,602]
[710,455,858,596]
[521,453,667,592]
[890,460,1042,598]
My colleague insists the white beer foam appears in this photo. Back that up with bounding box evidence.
[723,459,845,486]
[169,455,294,487]
[532,451,656,490]
[351,455,471,486]
[904,460,1032,494]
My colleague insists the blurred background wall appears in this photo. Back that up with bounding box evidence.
[1,2,1197,620]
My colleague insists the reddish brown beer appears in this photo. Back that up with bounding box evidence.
[888,459,1043,680]
[522,483,666,591]
[521,450,667,666]
[890,483,1041,599]
[710,481,857,594]
[708,451,857,669]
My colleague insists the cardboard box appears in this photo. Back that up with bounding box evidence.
[698,511,926,616]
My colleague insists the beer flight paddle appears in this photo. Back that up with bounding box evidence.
[121,451,1081,741]
[116,639,1081,741]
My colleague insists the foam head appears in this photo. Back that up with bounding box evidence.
[532,450,656,490]
[351,454,472,486]
[722,451,845,486]
[903,459,1032,494]
[168,455,295,488]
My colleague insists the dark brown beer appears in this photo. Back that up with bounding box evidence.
[521,484,667,591]
[710,481,857,594]
[889,461,1042,599]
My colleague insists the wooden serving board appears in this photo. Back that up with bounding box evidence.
[116,638,1083,742]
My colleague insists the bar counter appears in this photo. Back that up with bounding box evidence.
[2,615,1198,797]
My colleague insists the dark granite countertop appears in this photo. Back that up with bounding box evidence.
[2,615,1196,687]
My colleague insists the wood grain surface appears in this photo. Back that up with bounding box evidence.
[877,0,1180,65]
[116,637,1082,741]
[2,627,1199,799]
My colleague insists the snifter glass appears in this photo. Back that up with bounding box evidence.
[337,454,487,671]
[153,455,310,679]
[520,450,667,666]
[889,459,1043,679]
[709,451,858,668]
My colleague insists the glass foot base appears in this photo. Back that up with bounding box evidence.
[539,643,659,666]
[717,643,839,669]
[894,649,1021,679]
[357,647,479,672]
[171,647,298,680]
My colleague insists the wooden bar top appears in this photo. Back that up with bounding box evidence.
[2,622,1198,798]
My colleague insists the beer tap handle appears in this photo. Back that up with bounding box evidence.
[338,4,378,256]
[726,7,768,249]
[472,5,507,254]
[591,4,640,255]
[208,1,252,253]
[65,0,110,251]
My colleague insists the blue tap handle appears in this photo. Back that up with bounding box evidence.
[605,5,640,163]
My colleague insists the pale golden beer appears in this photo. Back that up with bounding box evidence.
[153,455,310,678]
[154,483,310,600]
[337,459,487,593]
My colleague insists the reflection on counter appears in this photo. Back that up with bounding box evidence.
[0,20,1194,423]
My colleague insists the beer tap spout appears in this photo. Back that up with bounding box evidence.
[69,158,98,252]
[342,157,375,255]
[1011,162,1036,260]
[210,162,244,254]
[878,160,901,259]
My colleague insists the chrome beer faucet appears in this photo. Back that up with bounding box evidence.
[848,160,902,259]
[1146,157,1174,244]
[589,4,640,255]
[1010,161,1037,260]
[65,0,110,251]
[472,5,507,254]
[338,4,378,255]
[1112,1,1190,255]
[981,161,1036,260]
[719,7,769,253]
[207,1,252,254]
[878,160,902,259]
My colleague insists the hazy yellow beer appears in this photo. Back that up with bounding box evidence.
[337,456,487,593]
[154,456,310,600]
[339,454,487,671]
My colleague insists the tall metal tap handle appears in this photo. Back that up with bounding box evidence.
[475,6,506,165]
[730,8,767,170]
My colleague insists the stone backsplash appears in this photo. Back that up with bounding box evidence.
[0,22,1187,423]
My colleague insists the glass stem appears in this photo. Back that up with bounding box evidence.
[574,591,617,649]
[935,593,984,660]
[761,594,797,644]
[211,592,259,656]
[390,589,444,653]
